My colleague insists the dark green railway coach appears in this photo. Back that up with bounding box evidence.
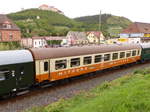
[140,44,150,62]
[0,50,34,96]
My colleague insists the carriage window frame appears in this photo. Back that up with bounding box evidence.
[94,55,102,63]
[104,54,111,61]
[55,59,67,70]
[70,58,80,67]
[126,51,131,57]
[120,52,125,59]
[84,56,92,65]
[112,53,118,60]
[44,61,48,72]
[132,50,137,56]
[137,49,140,55]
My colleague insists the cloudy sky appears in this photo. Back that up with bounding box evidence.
[0,0,149,22]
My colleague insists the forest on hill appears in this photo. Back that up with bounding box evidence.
[74,14,132,37]
[8,9,132,38]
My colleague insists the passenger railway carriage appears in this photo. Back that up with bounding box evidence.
[29,44,141,83]
[1,43,150,97]
[0,50,34,96]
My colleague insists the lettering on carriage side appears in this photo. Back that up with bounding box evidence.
[72,69,75,73]
[76,69,80,72]
[58,72,63,76]
[68,70,71,74]
[80,68,84,71]
[84,67,87,70]
[88,66,96,69]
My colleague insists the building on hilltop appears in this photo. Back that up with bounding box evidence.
[39,4,64,15]
[119,22,150,43]
[0,14,21,42]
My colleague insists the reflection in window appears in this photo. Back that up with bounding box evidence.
[71,58,80,67]
[120,52,125,58]
[55,60,67,70]
[0,69,9,81]
[104,54,110,61]
[132,50,136,56]
[112,53,118,60]
[84,56,92,65]
[126,51,131,57]
[95,55,102,63]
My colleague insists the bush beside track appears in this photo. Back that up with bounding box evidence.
[25,68,150,112]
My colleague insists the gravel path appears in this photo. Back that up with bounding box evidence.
[0,63,150,112]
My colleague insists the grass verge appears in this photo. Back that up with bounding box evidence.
[25,68,150,112]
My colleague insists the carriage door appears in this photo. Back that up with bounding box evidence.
[40,60,50,81]
[17,66,25,88]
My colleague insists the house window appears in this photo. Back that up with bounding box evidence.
[132,50,136,56]
[112,53,118,60]
[104,54,110,61]
[71,58,80,67]
[44,62,48,72]
[9,33,13,39]
[120,52,125,58]
[55,60,67,70]
[95,55,102,63]
[0,32,2,40]
[7,24,12,29]
[84,56,92,65]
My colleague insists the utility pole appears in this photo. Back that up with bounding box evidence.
[99,10,102,44]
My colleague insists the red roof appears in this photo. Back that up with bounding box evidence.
[122,22,150,34]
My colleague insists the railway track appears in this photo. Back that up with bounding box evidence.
[0,62,150,112]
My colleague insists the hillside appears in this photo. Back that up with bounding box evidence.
[7,9,132,37]
[75,14,132,37]
[7,9,83,37]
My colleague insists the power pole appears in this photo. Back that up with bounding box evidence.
[99,10,102,44]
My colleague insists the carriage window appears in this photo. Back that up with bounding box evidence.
[71,58,80,67]
[112,53,118,60]
[55,60,67,70]
[126,51,131,57]
[0,69,9,81]
[137,50,140,55]
[44,62,48,72]
[120,52,125,58]
[104,54,110,61]
[132,50,136,56]
[84,56,92,65]
[0,73,5,81]
[95,55,102,63]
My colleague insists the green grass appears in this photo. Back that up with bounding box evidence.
[25,68,150,112]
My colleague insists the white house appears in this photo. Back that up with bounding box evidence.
[32,37,47,48]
